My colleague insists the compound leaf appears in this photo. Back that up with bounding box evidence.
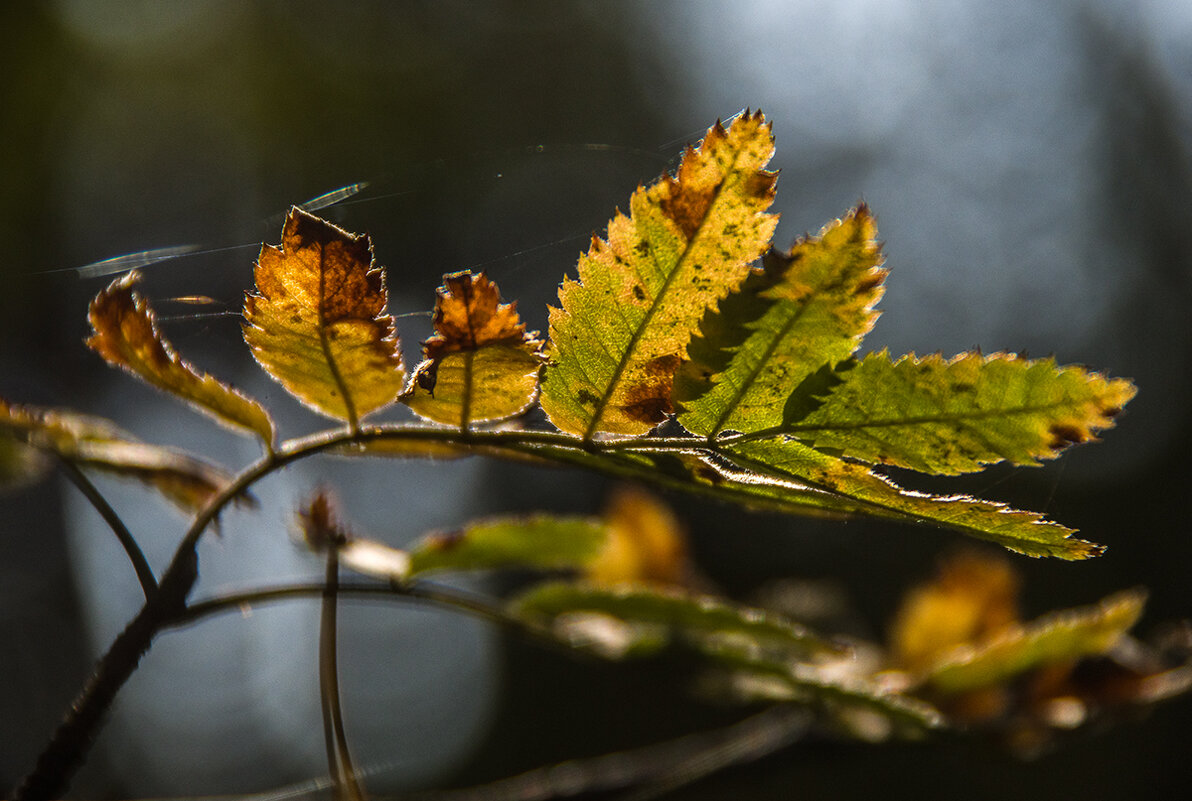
[87,271,275,447]
[243,208,404,427]
[1,399,240,513]
[761,351,1136,474]
[541,111,778,439]
[402,272,544,428]
[676,206,885,437]
[923,589,1146,694]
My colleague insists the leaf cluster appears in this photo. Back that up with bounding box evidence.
[1,111,1172,800]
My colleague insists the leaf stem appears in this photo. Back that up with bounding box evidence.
[56,455,158,601]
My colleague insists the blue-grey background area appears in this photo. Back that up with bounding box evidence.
[2,0,1190,797]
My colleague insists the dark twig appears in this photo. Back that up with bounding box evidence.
[56,455,158,601]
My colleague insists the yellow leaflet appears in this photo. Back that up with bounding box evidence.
[87,271,275,447]
[541,111,778,439]
[402,272,543,428]
[243,208,404,427]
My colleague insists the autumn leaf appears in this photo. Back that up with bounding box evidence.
[675,206,886,437]
[890,551,1021,673]
[586,486,694,588]
[744,351,1136,474]
[541,111,778,439]
[402,271,544,428]
[243,208,405,427]
[87,271,275,447]
[922,589,1146,695]
[1,399,241,513]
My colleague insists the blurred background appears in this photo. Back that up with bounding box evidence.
[2,0,1190,798]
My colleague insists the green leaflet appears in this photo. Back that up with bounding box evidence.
[676,207,886,437]
[746,351,1136,475]
[723,439,1103,559]
[540,112,778,439]
[923,590,1146,694]
[408,515,608,577]
[514,580,844,659]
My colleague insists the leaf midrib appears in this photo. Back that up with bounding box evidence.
[583,143,752,441]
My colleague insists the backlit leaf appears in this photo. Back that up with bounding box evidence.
[1,399,240,513]
[724,439,1103,559]
[408,515,608,577]
[753,351,1135,474]
[515,581,843,660]
[87,271,275,447]
[541,111,778,438]
[923,589,1146,694]
[675,207,885,437]
[243,208,405,427]
[402,272,544,427]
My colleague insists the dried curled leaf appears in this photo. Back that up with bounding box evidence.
[87,271,275,447]
[760,351,1136,475]
[243,208,405,426]
[402,272,544,427]
[1,399,241,513]
[541,111,778,439]
[676,206,886,437]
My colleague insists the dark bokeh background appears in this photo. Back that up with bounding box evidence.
[2,1,1190,798]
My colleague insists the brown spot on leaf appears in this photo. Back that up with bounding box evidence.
[1048,424,1090,450]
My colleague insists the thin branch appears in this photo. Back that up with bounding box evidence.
[320,547,365,801]
[400,706,812,801]
[56,455,157,601]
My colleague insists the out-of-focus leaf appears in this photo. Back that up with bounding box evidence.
[924,590,1146,694]
[514,581,843,660]
[586,486,693,588]
[296,488,411,580]
[724,439,1104,559]
[709,645,945,734]
[403,272,543,427]
[891,551,1020,673]
[675,207,886,437]
[756,351,1135,475]
[0,430,50,489]
[408,515,608,577]
[87,271,275,447]
[243,208,405,426]
[1,399,240,513]
[541,111,778,438]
